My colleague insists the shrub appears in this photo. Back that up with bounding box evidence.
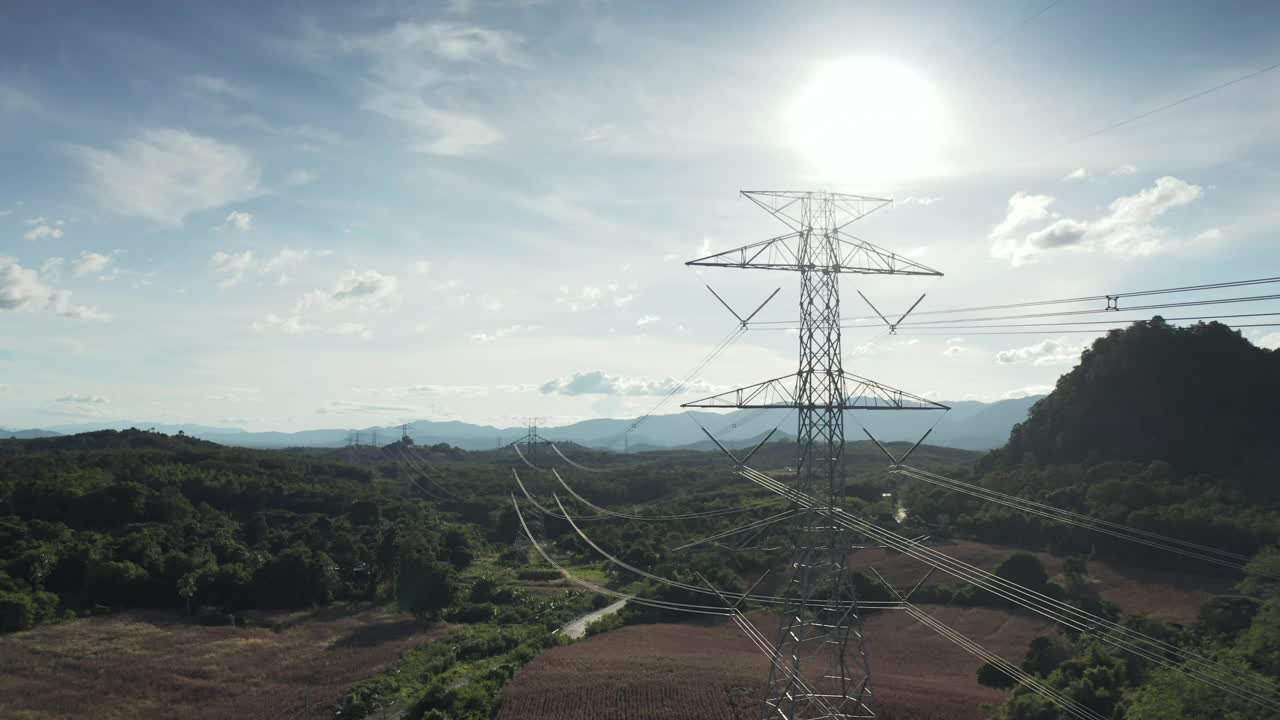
[0,590,60,632]
[977,661,1015,689]
[446,603,497,624]
[994,552,1048,593]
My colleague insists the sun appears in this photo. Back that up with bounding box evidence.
[787,57,945,185]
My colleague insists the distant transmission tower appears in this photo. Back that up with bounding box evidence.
[513,417,552,461]
[683,191,945,719]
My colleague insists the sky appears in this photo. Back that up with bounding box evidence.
[2,0,1279,432]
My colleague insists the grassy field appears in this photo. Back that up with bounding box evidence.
[496,606,1056,720]
[0,605,439,720]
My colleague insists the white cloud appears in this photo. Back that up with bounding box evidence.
[211,247,312,288]
[337,22,521,156]
[285,169,316,186]
[343,22,525,84]
[56,393,108,404]
[994,338,1083,367]
[70,129,261,226]
[989,192,1055,241]
[221,210,253,232]
[1111,164,1137,176]
[40,257,65,281]
[540,370,713,397]
[364,93,502,156]
[1255,333,1280,350]
[1193,227,1223,244]
[263,247,310,273]
[415,260,432,275]
[0,256,110,321]
[24,223,63,241]
[296,269,400,312]
[991,177,1204,266]
[469,323,537,343]
[70,251,112,277]
[636,314,660,326]
[1063,167,1090,182]
[1002,385,1054,400]
[319,400,413,414]
[555,283,637,312]
[898,196,941,207]
[230,115,341,148]
[942,345,962,356]
[1,85,40,113]
[186,74,240,97]
[252,313,373,340]
[210,250,256,288]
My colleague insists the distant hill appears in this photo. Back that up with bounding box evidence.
[21,395,1040,453]
[986,318,1279,473]
[0,427,62,440]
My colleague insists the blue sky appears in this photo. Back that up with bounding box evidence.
[2,0,1279,431]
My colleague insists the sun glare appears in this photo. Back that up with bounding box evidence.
[787,57,945,185]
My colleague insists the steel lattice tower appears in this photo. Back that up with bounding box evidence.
[683,191,945,719]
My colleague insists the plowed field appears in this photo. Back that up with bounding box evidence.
[497,605,1055,720]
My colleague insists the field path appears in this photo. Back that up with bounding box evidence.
[559,599,626,639]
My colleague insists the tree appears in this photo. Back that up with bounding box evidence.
[1021,635,1068,677]
[1240,546,1280,597]
[1123,666,1274,720]
[442,526,474,570]
[177,572,198,615]
[397,557,456,626]
[977,661,1015,689]
[253,545,339,608]
[1236,597,1280,676]
[0,590,59,632]
[995,552,1048,593]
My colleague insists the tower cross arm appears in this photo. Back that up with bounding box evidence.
[680,371,949,411]
[688,233,942,276]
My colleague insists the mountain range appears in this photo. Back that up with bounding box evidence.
[2,395,1040,451]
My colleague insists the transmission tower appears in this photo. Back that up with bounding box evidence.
[512,417,552,461]
[683,191,946,719]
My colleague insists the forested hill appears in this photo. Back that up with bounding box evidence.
[0,429,465,633]
[984,318,1279,475]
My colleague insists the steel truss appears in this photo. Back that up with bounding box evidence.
[683,191,944,720]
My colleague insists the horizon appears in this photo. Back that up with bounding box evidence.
[4,1,1280,431]
[3,390,1043,436]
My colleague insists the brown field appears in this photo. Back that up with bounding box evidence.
[497,606,1055,720]
[857,539,1231,623]
[0,605,437,720]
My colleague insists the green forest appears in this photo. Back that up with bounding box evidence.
[2,318,1278,719]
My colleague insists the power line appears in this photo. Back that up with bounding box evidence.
[601,325,746,450]
[956,0,1067,63]
[899,293,1280,326]
[1060,59,1280,148]
[893,465,1259,572]
[737,466,1280,710]
[751,275,1280,325]
[887,310,1280,330]
[752,292,1280,331]
[900,322,1280,336]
